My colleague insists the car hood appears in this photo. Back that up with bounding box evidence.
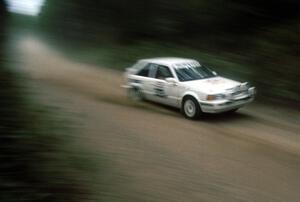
[183,76,241,94]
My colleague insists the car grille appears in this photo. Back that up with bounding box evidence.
[226,88,249,100]
[231,90,247,97]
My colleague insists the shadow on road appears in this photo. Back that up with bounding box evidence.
[142,100,256,123]
[201,111,256,123]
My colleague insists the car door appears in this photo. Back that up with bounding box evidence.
[150,65,179,106]
[130,63,153,98]
[140,63,159,101]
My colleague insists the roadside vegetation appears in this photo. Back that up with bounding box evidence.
[0,67,93,202]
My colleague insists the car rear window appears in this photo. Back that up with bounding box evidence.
[137,63,151,77]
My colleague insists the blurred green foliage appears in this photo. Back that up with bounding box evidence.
[39,0,300,44]
[0,69,88,202]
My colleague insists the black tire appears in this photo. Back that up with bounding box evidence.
[182,96,202,120]
[127,87,143,102]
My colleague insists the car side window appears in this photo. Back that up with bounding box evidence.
[155,65,173,80]
[148,63,159,78]
[137,63,151,77]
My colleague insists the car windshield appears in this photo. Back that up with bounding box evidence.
[174,65,216,82]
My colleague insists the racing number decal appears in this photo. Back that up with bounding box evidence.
[154,81,167,98]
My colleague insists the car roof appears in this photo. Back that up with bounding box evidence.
[139,57,199,66]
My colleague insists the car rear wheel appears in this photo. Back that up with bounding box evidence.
[127,87,143,101]
[182,97,202,119]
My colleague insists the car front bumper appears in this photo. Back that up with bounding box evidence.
[200,87,256,113]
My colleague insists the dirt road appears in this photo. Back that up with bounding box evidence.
[17,37,300,202]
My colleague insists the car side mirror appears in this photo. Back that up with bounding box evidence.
[212,71,218,76]
[165,77,177,84]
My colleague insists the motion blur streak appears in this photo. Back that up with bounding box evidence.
[1,0,300,202]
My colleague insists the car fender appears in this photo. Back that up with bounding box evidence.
[129,82,143,91]
[180,91,201,106]
[127,75,144,88]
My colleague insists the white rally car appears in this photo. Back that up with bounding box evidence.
[123,57,255,119]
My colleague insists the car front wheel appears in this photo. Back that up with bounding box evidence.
[182,97,202,119]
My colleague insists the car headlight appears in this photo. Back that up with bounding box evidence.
[206,94,226,101]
